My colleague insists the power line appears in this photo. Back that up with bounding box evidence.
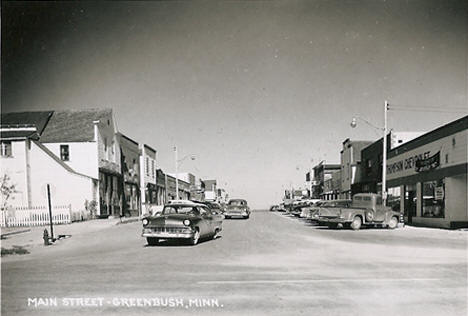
[389,105,467,113]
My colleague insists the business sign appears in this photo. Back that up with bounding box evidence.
[415,151,440,172]
[435,186,444,200]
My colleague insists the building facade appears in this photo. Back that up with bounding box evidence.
[340,139,372,200]
[386,116,468,228]
[118,133,141,217]
[139,144,157,209]
[0,125,97,218]
[312,161,341,199]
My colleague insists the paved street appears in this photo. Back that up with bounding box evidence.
[2,211,467,316]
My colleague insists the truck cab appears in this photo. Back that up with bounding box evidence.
[327,193,401,230]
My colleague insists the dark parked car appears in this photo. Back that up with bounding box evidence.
[141,201,223,245]
[225,199,250,219]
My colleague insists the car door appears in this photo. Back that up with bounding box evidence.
[197,206,213,237]
[373,196,387,222]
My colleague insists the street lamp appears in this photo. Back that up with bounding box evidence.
[351,100,389,206]
[174,146,195,200]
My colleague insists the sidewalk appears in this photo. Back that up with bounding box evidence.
[1,216,140,252]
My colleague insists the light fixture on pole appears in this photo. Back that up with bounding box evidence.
[351,100,389,206]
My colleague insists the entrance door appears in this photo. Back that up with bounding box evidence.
[405,184,417,224]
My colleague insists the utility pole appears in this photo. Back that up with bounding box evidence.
[174,146,179,200]
[382,100,388,206]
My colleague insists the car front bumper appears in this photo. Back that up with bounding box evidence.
[142,228,195,239]
[224,212,249,217]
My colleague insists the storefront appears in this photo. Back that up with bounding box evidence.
[386,116,467,229]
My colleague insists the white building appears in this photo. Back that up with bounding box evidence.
[0,125,96,218]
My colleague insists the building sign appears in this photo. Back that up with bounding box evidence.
[435,186,444,200]
[415,151,440,172]
[387,151,431,175]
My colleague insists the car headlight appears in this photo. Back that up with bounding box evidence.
[142,218,149,226]
[183,219,191,226]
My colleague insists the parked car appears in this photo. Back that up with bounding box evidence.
[270,205,280,212]
[141,201,223,245]
[299,199,323,218]
[314,199,352,223]
[325,193,401,230]
[225,199,250,219]
[277,203,287,212]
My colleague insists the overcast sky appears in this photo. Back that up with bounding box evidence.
[2,0,467,208]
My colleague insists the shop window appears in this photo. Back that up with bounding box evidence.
[388,187,401,212]
[1,141,12,157]
[60,145,69,161]
[422,179,445,218]
[404,184,417,217]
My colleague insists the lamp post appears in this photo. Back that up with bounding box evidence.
[351,100,389,206]
[174,146,195,200]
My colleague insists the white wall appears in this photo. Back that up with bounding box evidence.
[0,141,29,207]
[43,142,99,178]
[28,141,95,214]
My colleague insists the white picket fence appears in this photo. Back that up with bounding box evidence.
[0,205,72,227]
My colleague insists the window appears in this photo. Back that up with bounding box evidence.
[1,141,12,157]
[422,179,445,218]
[146,157,149,176]
[151,160,155,177]
[388,187,401,212]
[367,159,372,168]
[60,145,69,161]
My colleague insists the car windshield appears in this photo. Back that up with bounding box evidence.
[162,206,200,215]
[229,200,245,206]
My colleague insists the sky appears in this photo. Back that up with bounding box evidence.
[2,0,467,209]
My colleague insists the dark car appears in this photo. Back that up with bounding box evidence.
[225,199,250,219]
[196,200,225,215]
[141,201,223,246]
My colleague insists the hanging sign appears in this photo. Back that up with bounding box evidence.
[415,151,440,172]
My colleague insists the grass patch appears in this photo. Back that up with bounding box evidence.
[1,245,30,256]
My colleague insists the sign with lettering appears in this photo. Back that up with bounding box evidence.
[435,186,444,200]
[415,151,440,172]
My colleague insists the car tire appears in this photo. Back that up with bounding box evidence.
[387,216,398,230]
[350,216,362,230]
[225,216,230,219]
[213,228,220,239]
[243,215,249,219]
[190,228,200,246]
[146,237,159,246]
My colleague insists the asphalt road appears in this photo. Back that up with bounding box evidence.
[2,211,467,316]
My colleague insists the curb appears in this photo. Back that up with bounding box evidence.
[1,229,31,238]
[115,218,140,225]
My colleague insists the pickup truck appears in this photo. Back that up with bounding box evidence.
[324,193,401,230]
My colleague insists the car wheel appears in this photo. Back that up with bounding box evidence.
[387,216,398,229]
[213,228,220,239]
[243,215,249,219]
[327,223,338,229]
[146,237,159,246]
[350,216,362,230]
[225,216,230,219]
[190,228,200,246]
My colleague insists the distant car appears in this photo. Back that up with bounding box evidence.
[225,199,250,219]
[197,201,225,215]
[141,201,223,245]
[325,193,401,230]
[270,205,279,212]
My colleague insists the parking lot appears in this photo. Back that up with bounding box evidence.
[2,210,467,316]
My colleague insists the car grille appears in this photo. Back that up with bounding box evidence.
[150,227,191,234]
